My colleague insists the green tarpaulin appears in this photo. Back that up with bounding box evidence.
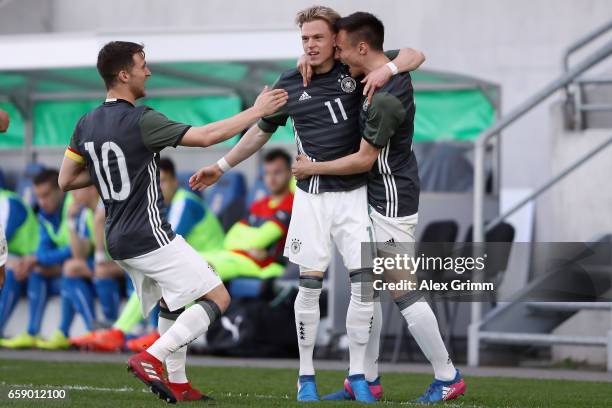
[0,61,499,149]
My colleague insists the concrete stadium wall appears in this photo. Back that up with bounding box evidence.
[1,0,612,242]
[538,101,612,243]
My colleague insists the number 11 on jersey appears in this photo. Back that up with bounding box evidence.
[324,98,348,124]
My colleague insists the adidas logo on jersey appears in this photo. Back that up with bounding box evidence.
[298,91,311,101]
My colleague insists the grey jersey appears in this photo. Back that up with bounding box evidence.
[258,62,367,194]
[360,73,420,217]
[69,99,190,259]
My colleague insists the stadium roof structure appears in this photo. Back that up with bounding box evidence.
[0,31,500,153]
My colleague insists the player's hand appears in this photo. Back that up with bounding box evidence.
[0,267,5,290]
[189,164,223,191]
[292,154,314,180]
[247,248,267,261]
[13,256,36,280]
[253,86,288,117]
[297,54,313,87]
[361,64,393,103]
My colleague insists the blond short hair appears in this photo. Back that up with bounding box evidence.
[295,5,341,30]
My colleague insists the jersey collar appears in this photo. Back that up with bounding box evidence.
[104,98,135,107]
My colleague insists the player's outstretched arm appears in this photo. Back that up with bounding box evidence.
[389,48,426,75]
[292,138,380,180]
[180,86,287,148]
[362,48,426,102]
[59,156,93,192]
[297,48,425,93]
[294,88,405,180]
[189,124,273,191]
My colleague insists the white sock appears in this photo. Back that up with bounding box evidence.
[346,281,374,376]
[364,300,382,382]
[158,314,188,384]
[294,282,322,376]
[400,299,456,381]
[148,303,215,362]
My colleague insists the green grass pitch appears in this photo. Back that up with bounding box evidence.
[0,359,610,407]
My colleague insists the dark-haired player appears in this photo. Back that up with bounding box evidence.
[0,170,72,350]
[202,148,294,282]
[58,41,287,403]
[190,5,425,403]
[292,12,466,404]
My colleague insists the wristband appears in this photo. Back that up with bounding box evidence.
[217,157,232,173]
[386,61,399,76]
[95,250,108,264]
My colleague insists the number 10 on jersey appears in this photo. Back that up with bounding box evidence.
[84,141,131,201]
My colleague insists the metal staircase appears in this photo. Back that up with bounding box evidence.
[477,236,612,364]
[564,20,612,130]
[470,20,612,371]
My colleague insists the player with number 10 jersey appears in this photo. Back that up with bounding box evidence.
[60,41,287,403]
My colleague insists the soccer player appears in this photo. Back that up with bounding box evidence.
[58,41,287,403]
[291,12,466,403]
[80,150,293,354]
[1,170,71,349]
[71,157,226,353]
[189,5,425,402]
[161,158,225,256]
[0,189,39,338]
[68,199,126,350]
[91,205,124,320]
[37,185,101,350]
[202,148,294,282]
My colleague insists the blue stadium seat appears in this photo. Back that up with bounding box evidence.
[246,176,269,208]
[16,178,35,207]
[25,162,45,178]
[204,171,247,231]
[228,278,264,299]
[16,162,46,207]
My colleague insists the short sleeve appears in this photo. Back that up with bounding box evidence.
[256,76,289,133]
[69,125,79,152]
[362,92,405,148]
[384,49,399,60]
[139,108,191,153]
